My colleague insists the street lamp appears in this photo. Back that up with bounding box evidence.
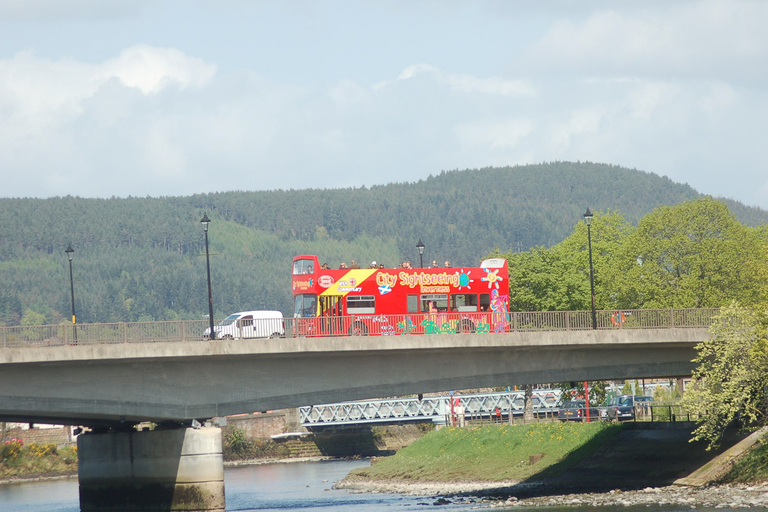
[65,244,77,344]
[201,214,215,340]
[416,239,425,269]
[583,208,597,330]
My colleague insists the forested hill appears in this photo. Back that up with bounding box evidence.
[1,162,766,326]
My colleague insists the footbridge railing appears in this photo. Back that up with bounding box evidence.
[299,389,564,427]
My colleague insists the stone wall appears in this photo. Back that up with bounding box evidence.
[225,409,301,438]
[2,424,74,447]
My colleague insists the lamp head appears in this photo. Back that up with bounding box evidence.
[65,244,74,261]
[583,208,593,226]
[416,238,425,255]
[201,214,211,232]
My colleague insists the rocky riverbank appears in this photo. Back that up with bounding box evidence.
[337,479,768,509]
[498,483,768,509]
[337,423,768,509]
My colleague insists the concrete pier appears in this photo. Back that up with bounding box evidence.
[78,426,225,512]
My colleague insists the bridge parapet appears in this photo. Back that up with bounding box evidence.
[0,308,718,349]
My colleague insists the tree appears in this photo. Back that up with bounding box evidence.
[680,303,768,449]
[607,198,768,309]
[499,210,633,312]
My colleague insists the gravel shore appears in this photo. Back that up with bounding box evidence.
[336,479,768,509]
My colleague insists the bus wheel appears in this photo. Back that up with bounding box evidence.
[220,334,234,340]
[270,332,283,339]
[456,320,475,334]
[349,322,368,336]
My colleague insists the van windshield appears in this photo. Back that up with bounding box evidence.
[220,314,239,326]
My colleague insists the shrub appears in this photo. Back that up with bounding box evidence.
[27,443,58,458]
[1,440,23,461]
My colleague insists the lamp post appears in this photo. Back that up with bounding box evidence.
[416,239,425,269]
[201,214,215,340]
[65,244,77,344]
[583,208,597,330]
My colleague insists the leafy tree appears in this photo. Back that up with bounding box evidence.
[498,210,633,312]
[680,303,768,449]
[555,381,606,407]
[20,309,46,326]
[607,198,768,309]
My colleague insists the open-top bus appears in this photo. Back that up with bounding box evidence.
[291,255,510,336]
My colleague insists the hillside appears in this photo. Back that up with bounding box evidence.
[1,162,766,325]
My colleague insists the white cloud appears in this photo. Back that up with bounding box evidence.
[548,108,606,151]
[454,119,534,150]
[448,75,537,97]
[102,45,216,94]
[397,64,438,81]
[522,0,768,84]
[0,2,767,210]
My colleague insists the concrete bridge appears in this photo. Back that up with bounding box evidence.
[0,326,708,426]
[0,310,714,511]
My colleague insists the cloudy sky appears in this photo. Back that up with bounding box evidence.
[1,1,766,209]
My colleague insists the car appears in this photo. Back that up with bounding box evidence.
[599,396,620,421]
[557,399,600,422]
[606,395,653,421]
[203,310,285,340]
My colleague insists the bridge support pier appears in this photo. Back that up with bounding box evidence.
[78,426,225,512]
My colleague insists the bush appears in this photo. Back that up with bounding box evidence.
[0,442,78,478]
[1,440,23,461]
[221,426,290,461]
[27,443,57,458]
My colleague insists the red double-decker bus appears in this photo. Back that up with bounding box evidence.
[291,255,510,336]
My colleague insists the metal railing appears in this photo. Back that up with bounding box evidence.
[300,389,564,427]
[629,403,700,423]
[0,308,717,349]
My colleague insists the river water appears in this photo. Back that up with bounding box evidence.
[0,459,475,512]
[1,459,764,512]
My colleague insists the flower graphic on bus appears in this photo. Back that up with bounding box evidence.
[481,267,503,289]
[457,270,473,290]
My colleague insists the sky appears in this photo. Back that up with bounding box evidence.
[1,1,767,209]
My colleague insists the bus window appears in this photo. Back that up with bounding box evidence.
[347,295,375,314]
[407,295,418,313]
[294,294,317,317]
[451,294,478,312]
[421,294,448,313]
[479,293,491,312]
[293,259,315,275]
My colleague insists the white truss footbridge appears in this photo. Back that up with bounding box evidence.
[299,389,564,427]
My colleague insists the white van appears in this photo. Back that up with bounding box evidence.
[203,310,285,340]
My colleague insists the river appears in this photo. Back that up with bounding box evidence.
[0,459,476,512]
[1,459,765,512]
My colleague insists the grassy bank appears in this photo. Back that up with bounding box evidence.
[723,440,768,483]
[346,422,623,483]
[0,441,78,480]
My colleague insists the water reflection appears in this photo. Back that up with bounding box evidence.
[0,460,470,512]
[0,477,79,512]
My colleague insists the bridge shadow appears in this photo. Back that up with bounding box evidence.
[470,423,749,499]
[312,426,396,457]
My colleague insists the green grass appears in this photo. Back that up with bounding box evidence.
[347,422,623,483]
[721,440,768,483]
